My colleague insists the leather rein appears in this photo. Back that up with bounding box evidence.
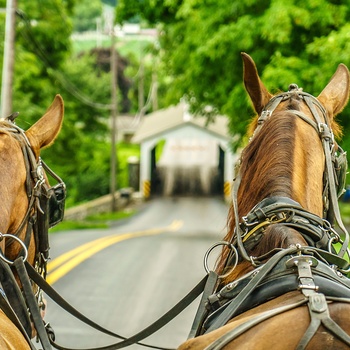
[0,120,204,350]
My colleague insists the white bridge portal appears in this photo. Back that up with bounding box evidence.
[132,102,238,199]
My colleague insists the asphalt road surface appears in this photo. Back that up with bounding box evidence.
[40,197,229,350]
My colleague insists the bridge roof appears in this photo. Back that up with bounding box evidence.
[132,102,230,143]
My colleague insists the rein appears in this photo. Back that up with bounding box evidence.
[0,120,210,350]
[23,261,207,350]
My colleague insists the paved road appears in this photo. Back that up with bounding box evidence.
[42,197,229,350]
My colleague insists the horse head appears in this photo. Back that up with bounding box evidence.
[217,53,350,284]
[0,95,64,266]
[0,95,64,346]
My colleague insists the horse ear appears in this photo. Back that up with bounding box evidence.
[25,95,64,155]
[241,52,273,115]
[317,64,350,117]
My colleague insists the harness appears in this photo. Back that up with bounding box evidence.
[188,85,350,348]
[3,122,66,266]
[0,120,66,349]
[231,85,349,264]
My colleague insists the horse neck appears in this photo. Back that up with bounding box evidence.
[239,110,324,217]
[217,111,324,279]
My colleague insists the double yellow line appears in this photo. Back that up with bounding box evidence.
[47,220,183,285]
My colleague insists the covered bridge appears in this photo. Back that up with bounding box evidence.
[132,102,238,200]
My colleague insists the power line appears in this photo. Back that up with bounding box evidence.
[15,9,158,118]
[16,9,113,110]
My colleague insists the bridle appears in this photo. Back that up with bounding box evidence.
[229,84,349,267]
[0,119,66,349]
[1,120,66,276]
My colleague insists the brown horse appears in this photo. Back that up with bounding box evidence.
[0,95,64,349]
[179,54,350,349]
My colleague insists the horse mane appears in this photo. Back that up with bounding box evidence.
[215,111,297,276]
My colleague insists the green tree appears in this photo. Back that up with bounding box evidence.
[116,0,350,149]
[72,0,102,32]
[0,0,114,205]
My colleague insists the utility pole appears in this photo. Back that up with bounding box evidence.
[152,65,158,111]
[1,0,17,118]
[110,28,118,212]
[138,54,144,113]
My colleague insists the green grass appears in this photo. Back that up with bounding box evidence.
[49,209,135,233]
[339,202,350,225]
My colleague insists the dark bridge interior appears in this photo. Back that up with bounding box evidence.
[151,141,225,197]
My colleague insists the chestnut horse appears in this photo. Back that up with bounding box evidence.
[0,95,64,349]
[179,54,350,349]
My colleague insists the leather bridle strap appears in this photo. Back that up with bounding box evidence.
[233,89,350,261]
[321,123,349,256]
[25,261,208,350]
[292,103,350,256]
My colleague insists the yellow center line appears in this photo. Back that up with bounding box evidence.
[46,220,183,285]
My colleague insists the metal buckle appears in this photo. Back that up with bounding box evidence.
[286,255,319,294]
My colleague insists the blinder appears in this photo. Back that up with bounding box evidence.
[36,160,66,260]
[48,183,66,227]
[334,145,348,198]
[36,159,66,228]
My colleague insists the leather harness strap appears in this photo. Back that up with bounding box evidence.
[206,246,300,333]
[294,256,350,349]
[188,271,219,338]
[203,251,350,350]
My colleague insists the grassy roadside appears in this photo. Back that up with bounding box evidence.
[49,209,136,233]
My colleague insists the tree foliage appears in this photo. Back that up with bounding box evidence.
[116,0,350,150]
[0,0,136,205]
[72,0,102,32]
